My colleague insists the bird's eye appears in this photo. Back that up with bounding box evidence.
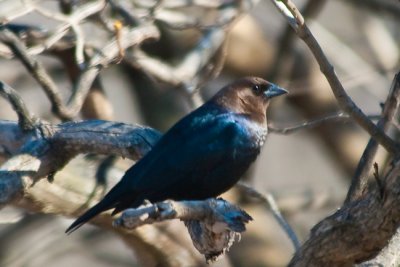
[252,85,261,93]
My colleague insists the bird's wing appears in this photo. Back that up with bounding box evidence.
[125,108,247,195]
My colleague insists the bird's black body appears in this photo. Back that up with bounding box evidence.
[66,77,287,234]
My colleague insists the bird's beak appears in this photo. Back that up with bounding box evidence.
[264,84,288,99]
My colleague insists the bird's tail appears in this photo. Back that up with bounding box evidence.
[65,183,125,234]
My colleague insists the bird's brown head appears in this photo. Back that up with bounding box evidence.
[212,77,288,124]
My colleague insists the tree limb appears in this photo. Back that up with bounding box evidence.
[289,158,400,266]
[115,198,252,262]
[345,72,400,203]
[270,0,399,154]
[0,120,161,206]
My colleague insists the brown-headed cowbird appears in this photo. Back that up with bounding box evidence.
[66,77,287,233]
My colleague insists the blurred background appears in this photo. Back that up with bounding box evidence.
[0,0,399,266]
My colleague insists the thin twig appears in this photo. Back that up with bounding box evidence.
[128,28,224,91]
[0,82,36,131]
[269,112,346,134]
[270,0,399,154]
[345,72,400,203]
[0,24,159,121]
[29,0,106,65]
[236,182,301,251]
[269,0,327,81]
[268,112,381,135]
[70,24,160,112]
[0,28,76,120]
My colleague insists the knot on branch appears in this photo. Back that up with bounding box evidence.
[113,198,252,262]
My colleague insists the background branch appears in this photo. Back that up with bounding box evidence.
[270,0,399,154]
[345,72,400,203]
[0,81,36,131]
[237,182,300,250]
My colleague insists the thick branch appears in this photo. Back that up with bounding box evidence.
[0,120,161,205]
[115,198,252,262]
[289,159,400,266]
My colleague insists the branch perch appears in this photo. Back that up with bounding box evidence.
[114,198,252,262]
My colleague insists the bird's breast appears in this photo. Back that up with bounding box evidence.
[238,117,268,149]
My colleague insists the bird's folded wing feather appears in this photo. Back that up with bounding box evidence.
[124,110,248,193]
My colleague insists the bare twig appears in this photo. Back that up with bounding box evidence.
[268,112,381,135]
[237,182,301,251]
[131,0,253,30]
[268,0,327,81]
[0,24,159,120]
[270,0,399,154]
[269,112,346,134]
[18,1,105,57]
[51,47,114,120]
[70,24,159,113]
[345,72,400,203]
[30,0,95,65]
[0,28,73,120]
[0,82,36,131]
[128,28,225,92]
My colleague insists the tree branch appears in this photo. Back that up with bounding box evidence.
[289,158,400,266]
[0,23,159,120]
[270,0,399,154]
[115,198,252,262]
[345,72,400,203]
[127,28,226,92]
[12,156,212,267]
[0,120,161,206]
[236,182,301,250]
[268,112,381,135]
[0,81,36,131]
[0,28,73,120]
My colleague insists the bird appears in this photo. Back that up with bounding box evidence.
[66,77,287,234]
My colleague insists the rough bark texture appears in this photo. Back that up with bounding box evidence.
[289,160,400,266]
[0,120,161,206]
